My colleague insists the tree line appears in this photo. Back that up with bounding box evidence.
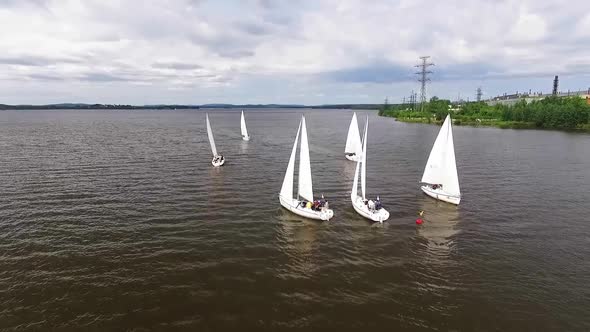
[380,96,590,130]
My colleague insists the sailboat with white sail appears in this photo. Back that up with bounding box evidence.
[344,112,362,161]
[351,116,390,222]
[206,113,225,167]
[240,110,250,141]
[279,115,334,221]
[420,114,461,205]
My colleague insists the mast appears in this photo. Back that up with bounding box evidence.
[298,115,314,202]
[206,113,218,157]
[361,116,368,200]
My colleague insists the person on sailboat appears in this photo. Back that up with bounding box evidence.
[375,196,382,210]
[368,199,375,212]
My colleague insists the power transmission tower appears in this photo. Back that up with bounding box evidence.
[476,87,483,102]
[552,75,559,96]
[415,56,434,112]
[408,90,417,110]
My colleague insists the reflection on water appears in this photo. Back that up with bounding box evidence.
[275,211,319,278]
[240,139,249,154]
[417,197,460,253]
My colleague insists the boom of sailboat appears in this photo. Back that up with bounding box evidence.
[203,110,461,222]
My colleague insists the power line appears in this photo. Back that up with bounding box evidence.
[415,56,434,112]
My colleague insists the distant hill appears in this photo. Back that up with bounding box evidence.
[0,103,381,110]
[0,103,198,110]
[200,104,306,108]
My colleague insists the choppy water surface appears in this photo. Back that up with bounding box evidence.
[0,109,589,331]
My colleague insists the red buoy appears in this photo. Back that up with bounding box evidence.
[416,218,423,225]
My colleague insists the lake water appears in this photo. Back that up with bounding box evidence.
[0,109,589,331]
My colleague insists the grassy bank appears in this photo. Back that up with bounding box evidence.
[380,96,590,131]
[389,113,538,129]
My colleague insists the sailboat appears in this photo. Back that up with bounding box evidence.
[240,110,250,141]
[344,112,362,161]
[351,116,390,222]
[420,114,461,205]
[206,113,225,167]
[279,115,334,221]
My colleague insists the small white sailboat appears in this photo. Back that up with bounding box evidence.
[206,113,225,167]
[420,114,461,205]
[351,116,390,222]
[240,110,250,141]
[279,115,334,221]
[344,112,363,161]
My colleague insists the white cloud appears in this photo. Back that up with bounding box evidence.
[0,0,588,104]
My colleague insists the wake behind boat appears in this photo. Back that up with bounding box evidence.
[351,116,389,222]
[206,113,225,167]
[240,110,250,141]
[420,114,461,205]
[344,112,362,161]
[279,115,334,221]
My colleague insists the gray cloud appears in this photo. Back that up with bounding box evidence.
[80,72,128,82]
[216,49,255,59]
[151,61,203,70]
[0,55,81,67]
[321,62,412,83]
[0,0,50,8]
[234,21,274,36]
[27,73,65,81]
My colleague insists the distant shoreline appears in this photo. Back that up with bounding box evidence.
[0,103,382,110]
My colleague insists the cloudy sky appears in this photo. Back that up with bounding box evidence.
[0,0,589,105]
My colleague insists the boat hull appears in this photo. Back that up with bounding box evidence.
[420,186,460,205]
[212,157,225,167]
[345,154,360,162]
[242,135,250,141]
[351,196,389,222]
[279,196,333,221]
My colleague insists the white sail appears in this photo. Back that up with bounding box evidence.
[280,121,301,200]
[298,115,314,202]
[206,113,218,157]
[361,116,368,200]
[351,153,360,200]
[421,114,460,196]
[240,110,249,138]
[345,112,362,156]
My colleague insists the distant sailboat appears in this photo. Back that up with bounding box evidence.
[351,116,390,222]
[206,113,225,167]
[344,112,362,161]
[420,114,461,204]
[279,115,334,221]
[240,110,250,141]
